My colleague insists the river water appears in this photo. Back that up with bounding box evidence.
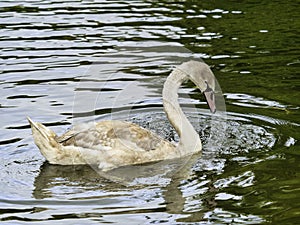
[0,0,299,224]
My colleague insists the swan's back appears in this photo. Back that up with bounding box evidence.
[57,120,172,152]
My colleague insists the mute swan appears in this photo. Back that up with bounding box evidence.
[28,60,216,171]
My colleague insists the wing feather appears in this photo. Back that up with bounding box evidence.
[56,121,170,152]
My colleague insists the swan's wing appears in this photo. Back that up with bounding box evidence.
[56,121,170,151]
[56,124,110,150]
[107,121,164,151]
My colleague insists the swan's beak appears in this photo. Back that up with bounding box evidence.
[204,90,216,113]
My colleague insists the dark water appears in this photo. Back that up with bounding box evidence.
[0,0,299,224]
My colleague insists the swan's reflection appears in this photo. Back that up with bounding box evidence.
[33,163,110,199]
[33,155,219,222]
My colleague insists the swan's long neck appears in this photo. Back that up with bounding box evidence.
[162,68,202,154]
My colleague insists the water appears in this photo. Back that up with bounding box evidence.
[0,0,299,224]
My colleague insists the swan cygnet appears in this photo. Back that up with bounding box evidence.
[28,60,216,171]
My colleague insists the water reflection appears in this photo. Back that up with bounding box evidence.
[31,152,265,223]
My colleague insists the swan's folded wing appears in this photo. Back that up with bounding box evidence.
[121,122,164,151]
[97,121,166,151]
[56,123,111,150]
[56,121,171,152]
[56,129,77,144]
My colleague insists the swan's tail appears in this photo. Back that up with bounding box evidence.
[27,117,60,163]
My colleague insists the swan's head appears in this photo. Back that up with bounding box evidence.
[177,60,216,113]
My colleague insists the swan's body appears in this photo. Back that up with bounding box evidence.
[28,60,216,171]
